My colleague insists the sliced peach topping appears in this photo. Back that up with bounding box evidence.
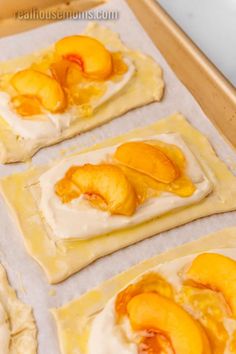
[65,64,84,88]
[229,331,236,352]
[55,177,80,204]
[119,165,196,204]
[50,59,106,110]
[186,253,236,317]
[178,285,229,354]
[115,273,173,322]
[148,140,186,170]
[11,95,42,117]
[115,142,179,184]
[11,69,66,113]
[111,52,128,77]
[51,51,128,91]
[127,292,212,354]
[50,59,84,88]
[50,59,72,87]
[55,164,137,216]
[55,35,113,80]
[115,140,195,202]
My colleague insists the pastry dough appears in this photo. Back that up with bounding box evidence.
[0,262,37,353]
[0,23,164,163]
[1,113,236,284]
[51,226,236,354]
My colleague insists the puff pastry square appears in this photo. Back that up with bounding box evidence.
[0,23,164,163]
[0,263,37,353]
[1,113,236,284]
[52,226,236,354]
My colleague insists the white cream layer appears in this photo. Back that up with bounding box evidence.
[0,303,10,354]
[89,248,236,354]
[39,133,213,240]
[0,57,135,140]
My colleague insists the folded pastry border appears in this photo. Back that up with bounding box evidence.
[0,22,164,163]
[51,226,236,354]
[1,113,236,284]
[0,263,37,353]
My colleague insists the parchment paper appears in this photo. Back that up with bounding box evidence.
[0,0,236,353]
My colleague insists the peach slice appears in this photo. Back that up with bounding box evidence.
[115,273,173,321]
[55,178,80,204]
[111,52,128,77]
[50,59,84,88]
[71,164,137,216]
[178,285,229,353]
[11,69,66,113]
[186,253,236,316]
[127,292,212,354]
[11,95,42,117]
[115,142,179,184]
[55,35,112,80]
[56,164,137,216]
[230,331,236,352]
[50,59,72,87]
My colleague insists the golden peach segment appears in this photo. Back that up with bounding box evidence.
[229,331,236,352]
[170,176,196,197]
[178,286,229,354]
[11,95,42,117]
[11,69,66,113]
[68,164,137,216]
[115,273,173,321]
[50,59,71,87]
[66,64,84,87]
[55,178,80,203]
[186,253,236,317]
[127,292,212,354]
[111,52,128,77]
[116,140,195,200]
[119,165,195,205]
[65,166,79,179]
[55,35,112,80]
[50,59,84,88]
[55,166,83,203]
[148,139,186,170]
[115,142,179,184]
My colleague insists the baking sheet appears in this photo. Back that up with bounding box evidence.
[0,0,236,353]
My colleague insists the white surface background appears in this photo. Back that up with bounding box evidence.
[0,0,236,353]
[157,0,236,86]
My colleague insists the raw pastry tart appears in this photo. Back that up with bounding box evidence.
[1,113,236,283]
[0,23,164,163]
[0,262,37,353]
[52,226,236,354]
